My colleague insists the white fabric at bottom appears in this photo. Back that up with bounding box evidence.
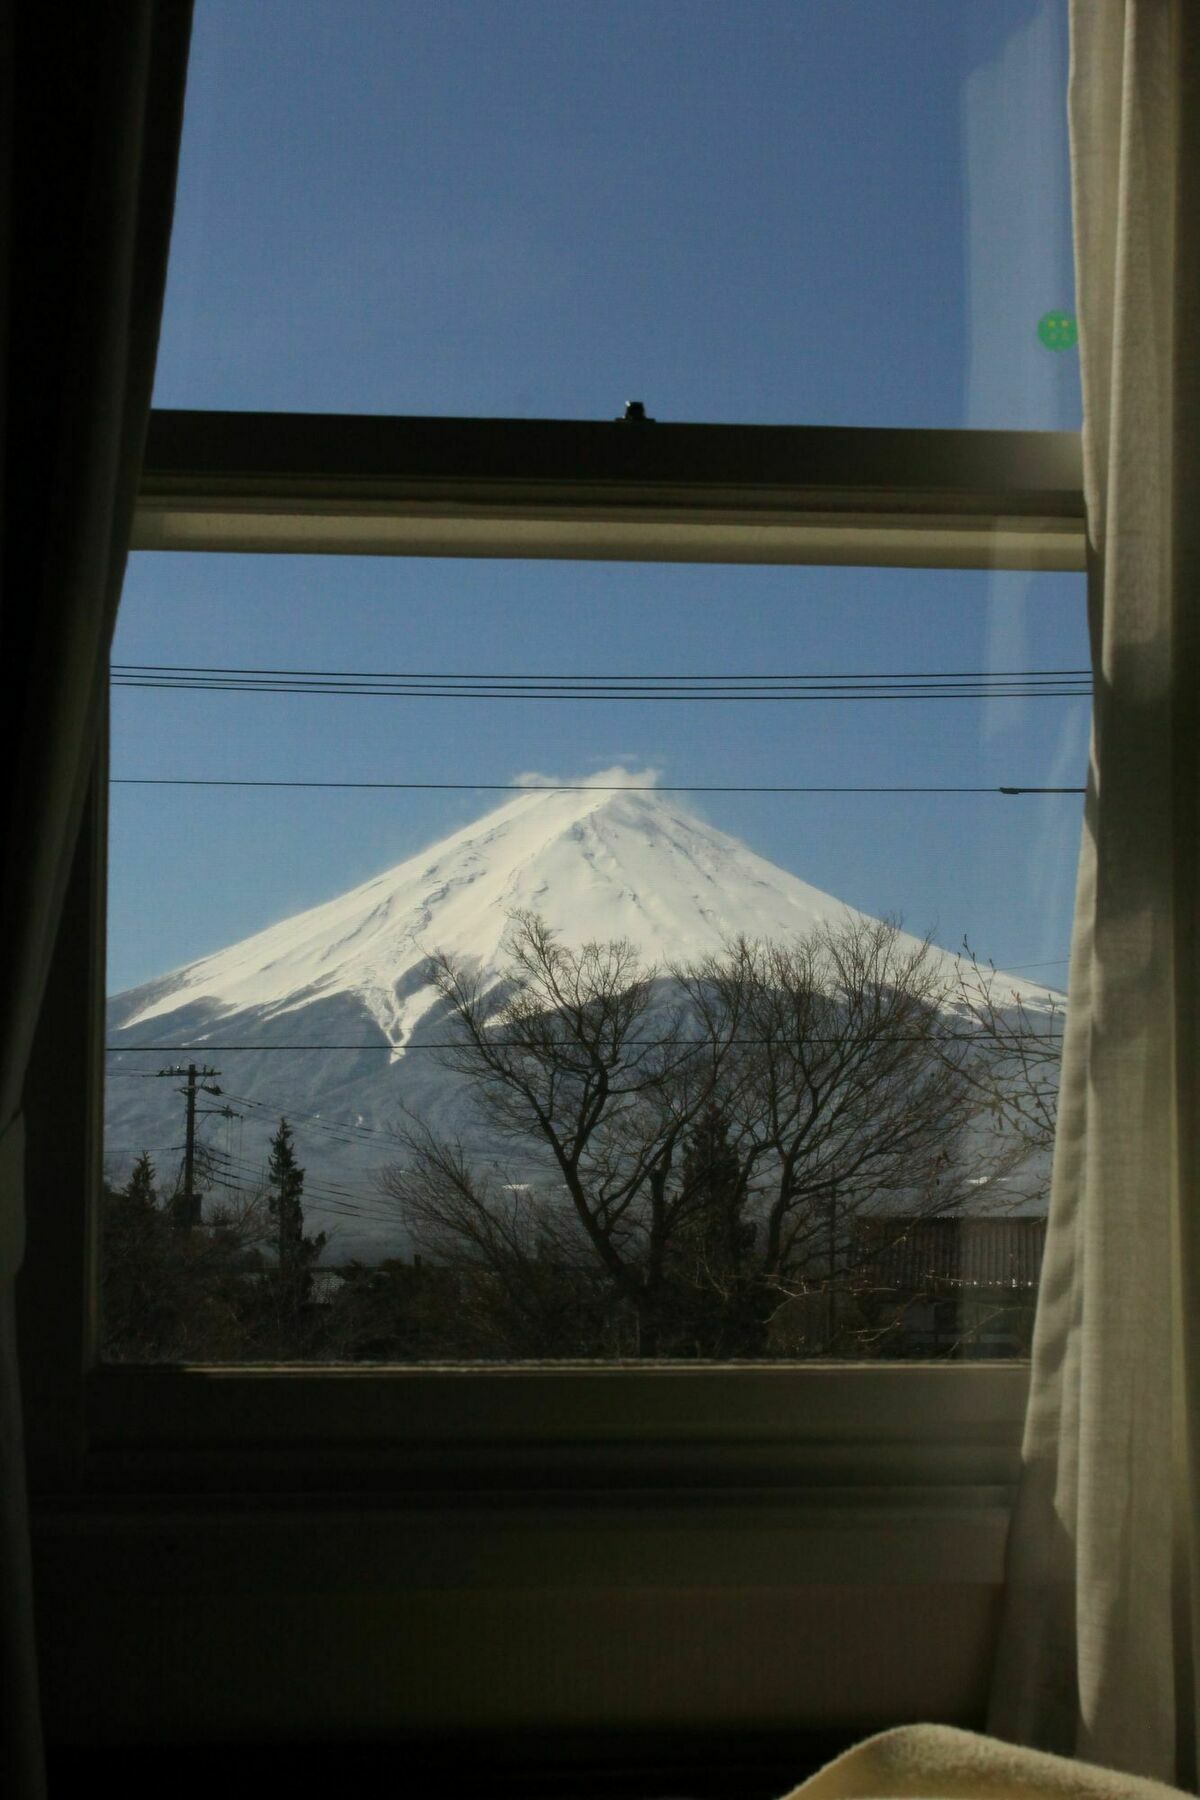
[784,1725,1188,1800]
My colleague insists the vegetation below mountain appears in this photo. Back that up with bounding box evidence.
[101,916,1055,1363]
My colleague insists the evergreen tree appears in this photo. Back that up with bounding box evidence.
[267,1117,304,1263]
[126,1149,158,1213]
[266,1117,326,1347]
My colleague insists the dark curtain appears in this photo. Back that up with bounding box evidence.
[0,5,192,1793]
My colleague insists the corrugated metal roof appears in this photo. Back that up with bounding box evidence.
[851,1215,1047,1290]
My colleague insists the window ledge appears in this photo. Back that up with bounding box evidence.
[74,1360,1031,1501]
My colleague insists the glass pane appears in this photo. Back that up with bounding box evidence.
[157,0,1079,430]
[104,552,1084,1361]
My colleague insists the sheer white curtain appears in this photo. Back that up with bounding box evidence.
[988,0,1200,1787]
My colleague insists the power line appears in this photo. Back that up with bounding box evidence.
[203,1149,360,1205]
[188,1138,381,1206]
[216,1089,412,1150]
[110,661,1091,701]
[110,777,1086,795]
[107,1136,488,1229]
[106,1031,1066,1053]
[106,1143,186,1156]
[196,1146,405,1226]
[206,1155,395,1216]
[113,662,1091,681]
[982,957,1070,972]
[113,683,1088,702]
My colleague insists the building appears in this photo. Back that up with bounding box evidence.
[848,1217,1047,1359]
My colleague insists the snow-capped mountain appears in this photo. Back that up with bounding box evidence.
[104,772,1060,1254]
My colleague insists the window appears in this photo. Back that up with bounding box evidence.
[105,424,1084,1371]
[88,0,1082,1388]
[23,1,1087,1745]
[25,415,1084,1745]
[26,409,1082,1450]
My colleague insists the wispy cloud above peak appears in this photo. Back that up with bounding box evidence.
[512,765,662,791]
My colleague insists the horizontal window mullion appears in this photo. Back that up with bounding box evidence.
[134,411,1085,571]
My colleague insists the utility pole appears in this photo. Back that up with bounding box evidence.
[156,1063,223,1228]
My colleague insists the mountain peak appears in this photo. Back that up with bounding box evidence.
[112,775,843,1045]
[110,775,1056,1052]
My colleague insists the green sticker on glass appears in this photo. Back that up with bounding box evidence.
[1037,311,1078,350]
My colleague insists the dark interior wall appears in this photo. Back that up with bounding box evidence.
[33,1499,1006,1751]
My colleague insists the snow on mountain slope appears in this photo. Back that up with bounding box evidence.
[110,769,1057,1050]
[104,773,1062,1251]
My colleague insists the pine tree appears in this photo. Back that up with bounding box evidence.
[125,1150,158,1213]
[266,1118,326,1346]
[267,1117,304,1265]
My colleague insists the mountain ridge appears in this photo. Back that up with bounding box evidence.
[112,772,1059,1046]
[104,775,1061,1252]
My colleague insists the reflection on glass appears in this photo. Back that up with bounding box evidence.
[102,554,1085,1360]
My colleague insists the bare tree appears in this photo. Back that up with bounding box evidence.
[377,1118,619,1356]
[948,940,1064,1205]
[377,911,1017,1358]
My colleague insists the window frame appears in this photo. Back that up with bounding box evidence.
[22,409,1083,1506]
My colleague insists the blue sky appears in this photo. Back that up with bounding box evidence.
[109,0,1085,994]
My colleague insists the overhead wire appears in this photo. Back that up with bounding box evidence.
[110,665,1087,793]
[113,661,1091,680]
[107,1106,402,1218]
[198,1145,402,1225]
[106,1029,1066,1053]
[216,1089,414,1151]
[110,661,1092,702]
[111,777,1086,794]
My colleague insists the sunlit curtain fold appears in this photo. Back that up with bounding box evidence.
[988,0,1200,1786]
